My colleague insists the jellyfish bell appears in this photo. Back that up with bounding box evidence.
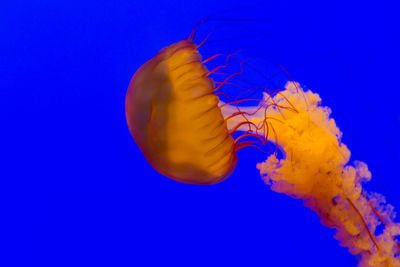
[125,39,239,185]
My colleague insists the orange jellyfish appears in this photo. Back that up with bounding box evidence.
[125,38,238,185]
[125,21,400,266]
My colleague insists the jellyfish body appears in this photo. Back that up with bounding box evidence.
[125,40,237,184]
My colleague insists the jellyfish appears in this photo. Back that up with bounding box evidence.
[125,23,400,266]
[125,39,240,185]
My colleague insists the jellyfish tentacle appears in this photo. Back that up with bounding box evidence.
[228,121,257,135]
[234,141,271,154]
[188,18,208,42]
[345,197,380,252]
[196,28,215,49]
[278,64,308,107]
[234,132,266,146]
[206,51,241,76]
[213,80,248,91]
[224,111,253,121]
[362,192,400,253]
[219,98,263,108]
[201,54,224,64]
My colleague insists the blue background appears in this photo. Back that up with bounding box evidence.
[2,1,400,266]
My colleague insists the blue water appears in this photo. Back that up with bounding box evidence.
[3,1,399,266]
